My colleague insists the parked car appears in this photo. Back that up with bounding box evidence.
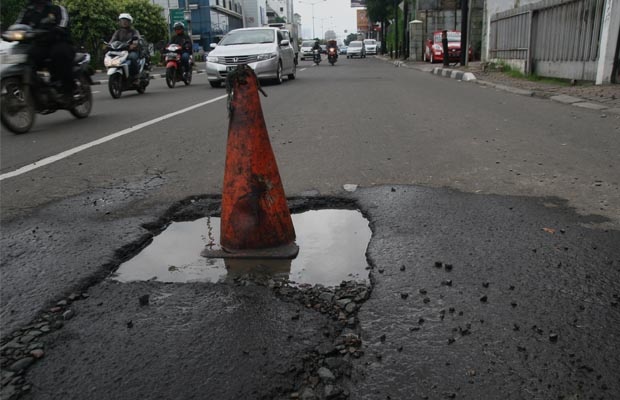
[346,41,366,58]
[339,45,347,55]
[424,30,472,64]
[363,39,377,55]
[300,40,316,60]
[205,27,296,88]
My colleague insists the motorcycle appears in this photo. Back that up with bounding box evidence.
[104,37,150,98]
[0,24,94,134]
[163,43,192,88]
[313,48,321,65]
[327,46,338,66]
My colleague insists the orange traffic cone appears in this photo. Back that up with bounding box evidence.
[203,65,298,259]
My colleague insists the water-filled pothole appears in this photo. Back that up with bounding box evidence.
[112,209,371,287]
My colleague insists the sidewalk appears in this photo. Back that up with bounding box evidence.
[378,55,620,113]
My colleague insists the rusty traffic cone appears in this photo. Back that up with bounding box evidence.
[203,65,298,259]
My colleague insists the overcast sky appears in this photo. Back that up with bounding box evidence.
[293,0,361,41]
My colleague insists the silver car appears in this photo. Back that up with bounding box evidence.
[346,40,366,58]
[206,27,296,88]
[299,40,316,61]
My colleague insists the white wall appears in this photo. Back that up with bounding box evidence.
[596,0,620,84]
[242,0,267,27]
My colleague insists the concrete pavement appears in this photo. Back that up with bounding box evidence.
[378,55,620,114]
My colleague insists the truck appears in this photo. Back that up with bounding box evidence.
[268,23,300,65]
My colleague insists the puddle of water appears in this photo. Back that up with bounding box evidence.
[112,209,371,287]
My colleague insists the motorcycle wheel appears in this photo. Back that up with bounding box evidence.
[1,77,35,134]
[166,67,176,88]
[108,74,123,99]
[70,76,93,119]
[136,84,146,94]
[184,70,192,86]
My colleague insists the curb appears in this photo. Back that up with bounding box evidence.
[428,65,615,114]
[431,67,476,82]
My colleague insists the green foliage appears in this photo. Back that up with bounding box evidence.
[344,33,358,46]
[0,0,23,31]
[123,0,167,45]
[492,61,572,86]
[65,0,119,48]
[366,0,391,26]
[385,6,403,52]
[63,0,166,67]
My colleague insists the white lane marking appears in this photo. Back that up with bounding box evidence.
[0,94,228,181]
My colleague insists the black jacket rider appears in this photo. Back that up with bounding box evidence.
[15,0,75,97]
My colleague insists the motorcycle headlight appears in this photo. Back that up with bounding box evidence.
[104,57,121,67]
[104,51,128,67]
[2,30,26,41]
[257,52,276,61]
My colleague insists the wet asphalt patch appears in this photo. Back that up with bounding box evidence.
[2,188,620,399]
[1,196,372,400]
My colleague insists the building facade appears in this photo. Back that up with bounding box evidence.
[157,0,268,50]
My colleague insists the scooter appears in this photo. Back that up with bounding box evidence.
[104,38,150,98]
[327,46,338,66]
[0,24,94,134]
[163,43,192,88]
[313,49,321,66]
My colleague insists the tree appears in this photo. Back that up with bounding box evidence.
[344,33,358,45]
[64,0,166,67]
[366,0,392,53]
[1,0,27,31]
[123,0,167,46]
[64,0,120,63]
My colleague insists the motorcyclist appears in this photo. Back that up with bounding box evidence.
[327,40,338,58]
[14,0,75,103]
[312,39,321,60]
[109,13,141,84]
[170,22,193,77]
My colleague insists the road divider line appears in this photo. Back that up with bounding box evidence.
[0,94,228,181]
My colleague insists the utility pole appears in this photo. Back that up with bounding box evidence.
[184,0,192,39]
[393,0,398,58]
[460,0,468,66]
[402,0,408,59]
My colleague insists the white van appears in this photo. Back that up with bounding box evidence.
[363,39,377,55]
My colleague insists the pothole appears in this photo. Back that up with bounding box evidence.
[112,209,371,287]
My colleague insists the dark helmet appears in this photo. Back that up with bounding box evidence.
[174,22,185,31]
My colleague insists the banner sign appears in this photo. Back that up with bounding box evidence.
[357,9,369,31]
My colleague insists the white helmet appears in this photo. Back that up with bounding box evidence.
[118,13,133,23]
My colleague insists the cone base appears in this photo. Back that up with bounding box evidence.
[202,243,299,260]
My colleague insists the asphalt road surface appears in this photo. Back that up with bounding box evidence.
[1,57,619,399]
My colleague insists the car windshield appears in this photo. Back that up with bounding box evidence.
[220,29,274,45]
[349,42,362,47]
[364,40,376,45]
[434,32,461,43]
[302,41,315,47]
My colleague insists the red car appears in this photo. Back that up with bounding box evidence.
[424,30,472,63]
